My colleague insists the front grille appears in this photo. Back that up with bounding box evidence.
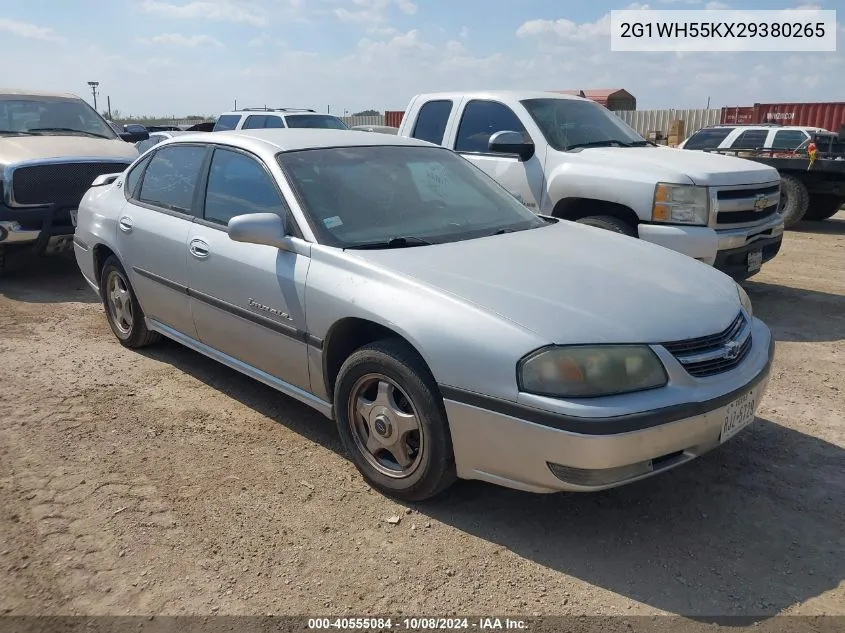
[10,161,130,207]
[662,312,752,377]
[715,184,780,226]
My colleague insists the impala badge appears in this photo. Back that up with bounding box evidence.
[248,298,292,321]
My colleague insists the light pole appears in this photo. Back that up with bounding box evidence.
[87,81,99,112]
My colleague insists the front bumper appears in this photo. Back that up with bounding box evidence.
[0,203,75,254]
[442,327,775,494]
[714,234,783,282]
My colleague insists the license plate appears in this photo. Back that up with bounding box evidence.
[747,249,762,272]
[720,389,756,443]
[69,209,78,227]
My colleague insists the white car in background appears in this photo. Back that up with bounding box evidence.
[678,124,828,153]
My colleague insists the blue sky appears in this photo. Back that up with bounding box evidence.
[0,0,841,117]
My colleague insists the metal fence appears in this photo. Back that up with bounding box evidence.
[340,115,386,127]
[613,108,722,137]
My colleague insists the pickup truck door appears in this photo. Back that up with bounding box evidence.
[185,146,311,392]
[115,143,207,339]
[445,98,545,212]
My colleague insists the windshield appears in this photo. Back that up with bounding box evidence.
[0,97,118,139]
[521,98,647,151]
[285,114,348,130]
[277,145,547,248]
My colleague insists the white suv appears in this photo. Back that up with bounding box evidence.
[679,124,828,152]
[212,107,348,132]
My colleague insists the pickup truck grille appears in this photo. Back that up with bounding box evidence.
[9,161,130,207]
[714,184,780,226]
[661,312,752,378]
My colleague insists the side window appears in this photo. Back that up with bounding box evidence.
[683,127,734,150]
[411,100,452,145]
[213,114,240,131]
[137,145,207,214]
[772,130,809,150]
[731,129,769,150]
[135,136,164,154]
[124,154,152,199]
[203,148,289,226]
[455,100,527,154]
[242,115,266,129]
[264,116,284,128]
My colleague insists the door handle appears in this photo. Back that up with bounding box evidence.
[118,216,133,233]
[189,238,209,259]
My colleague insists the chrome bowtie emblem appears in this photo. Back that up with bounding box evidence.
[723,340,741,360]
[753,194,767,211]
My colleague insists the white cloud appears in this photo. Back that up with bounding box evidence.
[704,1,730,8]
[795,3,822,8]
[139,0,268,26]
[459,26,469,39]
[0,18,64,42]
[139,33,223,47]
[334,0,418,24]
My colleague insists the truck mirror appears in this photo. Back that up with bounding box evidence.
[488,130,535,161]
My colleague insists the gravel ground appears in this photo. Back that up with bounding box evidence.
[1,215,843,620]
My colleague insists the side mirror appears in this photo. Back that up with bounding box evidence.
[119,131,149,143]
[488,130,535,161]
[228,213,289,249]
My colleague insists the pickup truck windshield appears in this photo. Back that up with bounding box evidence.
[521,98,647,152]
[278,145,547,248]
[0,97,117,139]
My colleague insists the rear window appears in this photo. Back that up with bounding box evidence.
[284,114,348,130]
[731,129,769,150]
[683,127,734,150]
[411,100,453,145]
[213,114,240,132]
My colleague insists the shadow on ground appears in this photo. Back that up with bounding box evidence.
[0,251,98,304]
[745,280,845,343]
[792,215,845,236]
[141,338,845,623]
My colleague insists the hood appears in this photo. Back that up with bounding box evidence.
[574,146,779,187]
[0,135,139,165]
[352,221,742,345]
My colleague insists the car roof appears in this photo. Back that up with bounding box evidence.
[167,128,437,152]
[412,90,586,102]
[218,110,334,117]
[0,88,84,100]
[706,124,825,131]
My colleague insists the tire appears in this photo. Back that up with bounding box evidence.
[778,173,810,228]
[99,256,161,349]
[333,339,457,502]
[575,215,636,237]
[803,194,845,222]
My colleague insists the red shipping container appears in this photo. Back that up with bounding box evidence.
[384,110,404,128]
[721,102,845,131]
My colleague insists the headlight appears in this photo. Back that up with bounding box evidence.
[736,283,753,319]
[518,345,668,398]
[652,183,709,226]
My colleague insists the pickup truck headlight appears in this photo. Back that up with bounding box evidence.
[518,345,668,398]
[736,283,753,319]
[652,183,709,226]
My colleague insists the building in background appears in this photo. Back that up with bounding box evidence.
[552,88,637,111]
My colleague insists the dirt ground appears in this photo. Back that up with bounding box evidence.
[1,215,843,621]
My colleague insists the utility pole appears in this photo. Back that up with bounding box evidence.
[87,81,99,111]
[107,95,112,120]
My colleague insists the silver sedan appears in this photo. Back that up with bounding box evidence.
[73,129,774,501]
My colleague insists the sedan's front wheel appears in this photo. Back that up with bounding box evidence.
[334,339,457,502]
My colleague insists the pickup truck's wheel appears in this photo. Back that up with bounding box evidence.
[804,194,845,221]
[100,256,160,348]
[575,215,636,237]
[334,339,457,502]
[779,173,810,228]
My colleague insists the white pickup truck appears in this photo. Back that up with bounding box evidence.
[396,91,785,280]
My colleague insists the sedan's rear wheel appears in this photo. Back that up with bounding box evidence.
[100,256,160,348]
[334,339,456,501]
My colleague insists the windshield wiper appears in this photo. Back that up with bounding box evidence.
[28,127,111,139]
[565,140,627,150]
[347,236,433,250]
[0,129,39,136]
